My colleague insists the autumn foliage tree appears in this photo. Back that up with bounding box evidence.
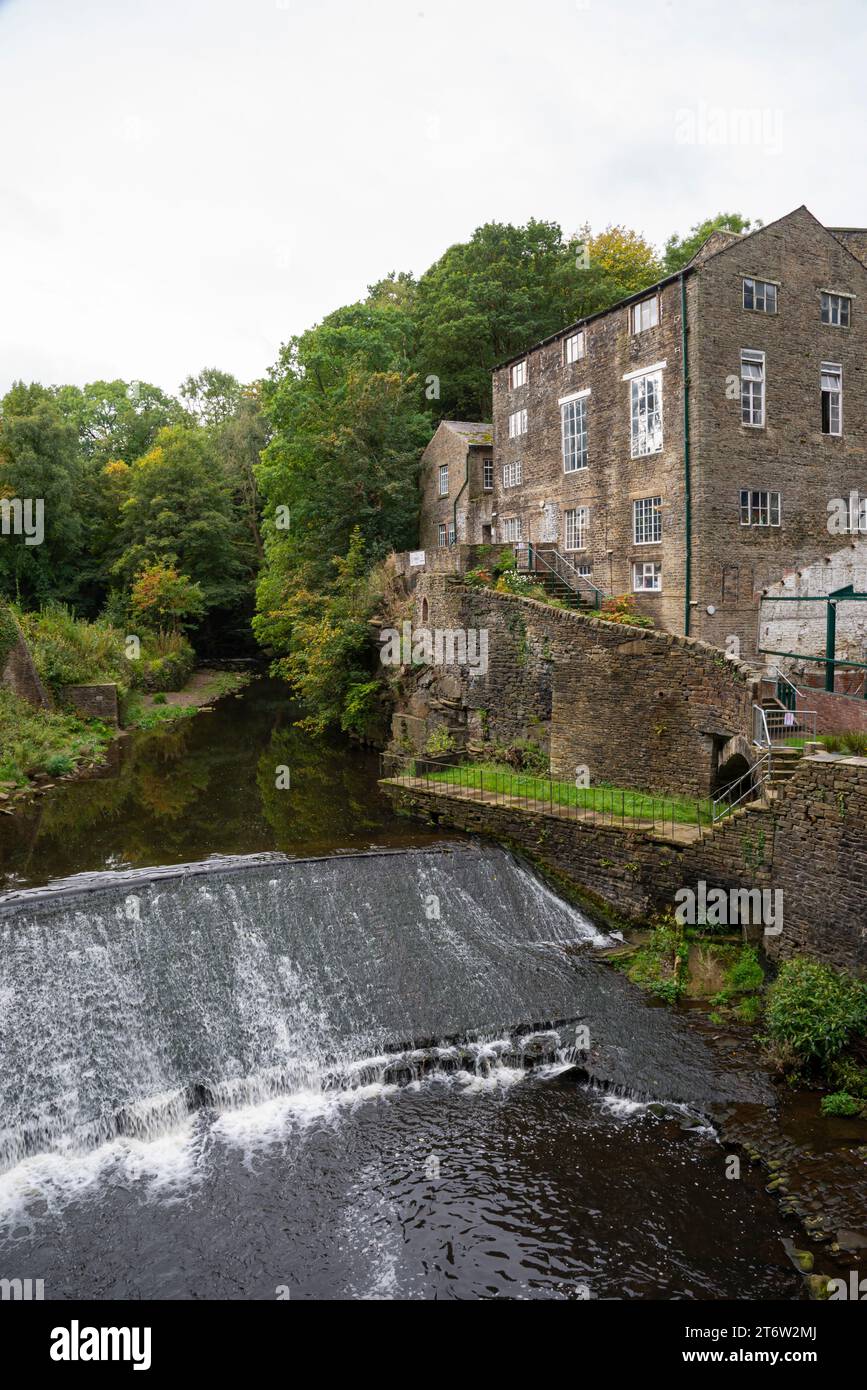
[129,562,205,633]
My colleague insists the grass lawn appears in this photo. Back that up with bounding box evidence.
[414,760,710,825]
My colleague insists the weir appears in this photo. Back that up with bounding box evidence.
[0,844,769,1176]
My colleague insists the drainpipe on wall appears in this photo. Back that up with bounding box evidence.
[680,272,693,637]
[453,450,470,548]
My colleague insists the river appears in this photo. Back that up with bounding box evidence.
[0,680,804,1299]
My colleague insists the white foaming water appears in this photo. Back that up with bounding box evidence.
[0,847,610,1179]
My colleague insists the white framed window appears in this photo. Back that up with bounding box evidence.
[633,496,662,545]
[483,457,493,490]
[821,362,842,436]
[633,561,661,592]
[437,522,447,546]
[503,517,523,542]
[447,521,456,546]
[564,331,585,364]
[739,490,781,526]
[563,506,588,552]
[630,370,663,456]
[821,292,851,327]
[576,564,592,577]
[438,463,449,496]
[631,296,659,333]
[845,494,867,533]
[508,408,528,438]
[510,360,527,388]
[561,395,588,472]
[502,460,523,488]
[743,278,777,313]
[740,350,765,427]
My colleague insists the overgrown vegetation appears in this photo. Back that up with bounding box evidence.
[0,687,113,786]
[762,958,867,1072]
[15,604,195,698]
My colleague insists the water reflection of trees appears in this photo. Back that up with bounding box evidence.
[1,685,401,883]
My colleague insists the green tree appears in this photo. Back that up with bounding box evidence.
[0,396,84,606]
[179,367,245,429]
[113,425,247,619]
[662,213,757,274]
[413,219,659,419]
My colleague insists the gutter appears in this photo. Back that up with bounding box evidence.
[680,271,692,636]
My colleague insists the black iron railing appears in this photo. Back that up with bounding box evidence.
[379,753,709,839]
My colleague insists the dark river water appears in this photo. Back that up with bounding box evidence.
[0,681,805,1300]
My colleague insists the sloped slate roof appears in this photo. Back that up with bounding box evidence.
[441,420,493,445]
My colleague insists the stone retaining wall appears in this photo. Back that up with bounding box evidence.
[394,577,761,797]
[382,754,866,976]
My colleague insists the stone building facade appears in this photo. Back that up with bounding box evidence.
[418,207,867,661]
[417,420,492,552]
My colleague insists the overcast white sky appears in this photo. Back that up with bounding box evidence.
[1,0,865,397]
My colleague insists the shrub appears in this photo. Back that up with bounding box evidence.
[600,594,655,629]
[152,693,167,705]
[841,730,867,756]
[625,914,688,1003]
[735,995,763,1025]
[44,753,74,777]
[823,733,843,753]
[764,958,867,1068]
[820,1092,863,1117]
[725,946,765,996]
[425,726,457,756]
[462,567,492,590]
[493,548,517,575]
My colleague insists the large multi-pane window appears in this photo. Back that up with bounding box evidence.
[739,490,781,526]
[508,408,528,438]
[564,331,585,364]
[821,292,851,327]
[561,395,588,471]
[437,522,447,547]
[563,506,588,552]
[483,457,493,490]
[631,296,659,333]
[447,522,456,546]
[821,363,842,435]
[740,350,765,426]
[629,371,663,456]
[503,517,522,542]
[438,463,449,496]
[845,494,867,533]
[502,460,523,488]
[633,496,662,545]
[510,360,527,388]
[633,561,661,592]
[743,278,777,313]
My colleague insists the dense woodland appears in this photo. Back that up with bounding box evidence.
[0,212,752,735]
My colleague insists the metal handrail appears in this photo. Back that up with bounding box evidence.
[753,704,772,747]
[531,546,604,608]
[712,750,772,822]
[769,664,799,712]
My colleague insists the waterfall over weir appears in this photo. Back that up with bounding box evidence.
[0,843,767,1175]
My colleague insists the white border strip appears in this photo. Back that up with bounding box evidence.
[622,360,666,382]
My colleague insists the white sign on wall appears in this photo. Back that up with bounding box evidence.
[409,550,426,567]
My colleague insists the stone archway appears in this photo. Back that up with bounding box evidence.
[713,733,754,794]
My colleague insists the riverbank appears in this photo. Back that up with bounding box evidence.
[0,667,253,814]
